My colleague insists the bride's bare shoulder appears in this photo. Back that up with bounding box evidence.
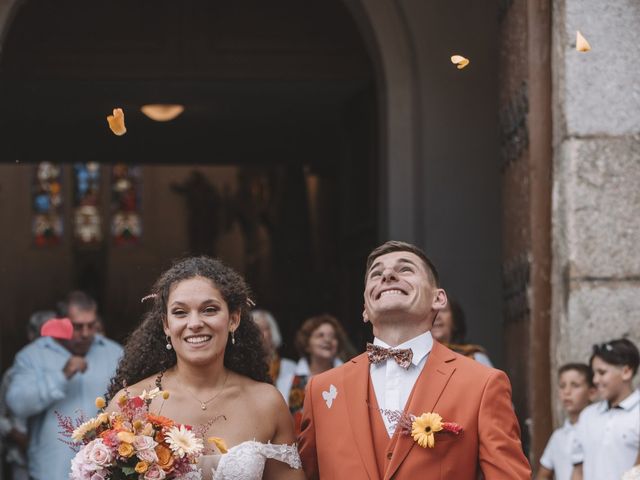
[105,374,160,412]
[235,375,287,411]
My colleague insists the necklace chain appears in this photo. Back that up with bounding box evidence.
[177,371,229,411]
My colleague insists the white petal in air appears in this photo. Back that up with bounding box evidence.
[450,55,470,69]
[576,31,591,52]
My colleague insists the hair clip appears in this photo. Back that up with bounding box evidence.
[593,342,614,352]
[141,293,158,303]
[246,298,256,307]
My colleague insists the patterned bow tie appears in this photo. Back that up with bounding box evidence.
[366,343,414,369]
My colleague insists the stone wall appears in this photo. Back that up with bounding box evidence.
[551,0,640,415]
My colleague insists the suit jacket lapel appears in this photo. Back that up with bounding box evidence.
[343,353,380,480]
[384,342,457,480]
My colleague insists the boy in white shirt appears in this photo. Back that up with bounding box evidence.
[571,338,640,480]
[536,363,595,480]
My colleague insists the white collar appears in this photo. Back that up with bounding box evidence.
[596,388,640,412]
[616,388,640,411]
[562,419,574,431]
[373,331,433,367]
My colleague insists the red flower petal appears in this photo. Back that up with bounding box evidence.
[442,422,463,435]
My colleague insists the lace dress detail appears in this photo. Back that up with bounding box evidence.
[214,441,301,479]
[186,441,301,480]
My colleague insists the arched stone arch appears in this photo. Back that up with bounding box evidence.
[343,0,421,242]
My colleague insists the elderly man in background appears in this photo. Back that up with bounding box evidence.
[0,310,56,480]
[6,292,122,480]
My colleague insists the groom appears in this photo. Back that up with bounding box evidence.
[298,241,531,479]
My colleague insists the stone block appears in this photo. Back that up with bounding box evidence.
[556,280,640,368]
[556,0,640,136]
[554,135,640,278]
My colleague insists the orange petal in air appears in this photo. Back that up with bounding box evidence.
[107,108,127,136]
[450,55,470,70]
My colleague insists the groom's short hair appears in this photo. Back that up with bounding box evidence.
[365,240,440,286]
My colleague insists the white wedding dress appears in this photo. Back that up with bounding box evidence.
[188,441,302,480]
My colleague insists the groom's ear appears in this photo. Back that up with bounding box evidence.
[432,289,447,310]
[362,309,369,323]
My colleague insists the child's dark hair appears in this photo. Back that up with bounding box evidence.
[590,338,640,376]
[558,362,594,387]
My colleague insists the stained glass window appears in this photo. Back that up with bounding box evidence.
[73,162,103,244]
[32,162,63,246]
[111,163,142,245]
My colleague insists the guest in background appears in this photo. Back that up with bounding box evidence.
[251,309,296,400]
[0,310,56,480]
[285,314,353,434]
[6,292,122,480]
[571,338,639,480]
[430,297,493,366]
[536,363,595,480]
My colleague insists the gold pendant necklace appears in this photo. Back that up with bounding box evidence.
[181,371,229,411]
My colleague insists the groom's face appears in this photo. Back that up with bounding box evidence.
[363,251,436,324]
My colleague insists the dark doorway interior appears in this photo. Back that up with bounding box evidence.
[0,0,377,366]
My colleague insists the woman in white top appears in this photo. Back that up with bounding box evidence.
[283,314,353,434]
[107,257,303,480]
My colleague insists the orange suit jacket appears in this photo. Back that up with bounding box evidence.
[298,341,531,479]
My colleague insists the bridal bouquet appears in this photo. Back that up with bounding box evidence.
[59,388,204,480]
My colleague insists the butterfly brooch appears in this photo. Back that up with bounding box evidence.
[322,384,338,409]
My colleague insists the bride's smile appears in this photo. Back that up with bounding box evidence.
[184,334,212,345]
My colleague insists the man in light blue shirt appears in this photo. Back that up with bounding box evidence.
[6,292,122,480]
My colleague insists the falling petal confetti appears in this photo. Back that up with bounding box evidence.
[107,108,127,136]
[450,55,470,69]
[208,437,228,454]
[576,31,591,52]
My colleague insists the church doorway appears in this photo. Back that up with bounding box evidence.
[0,0,378,365]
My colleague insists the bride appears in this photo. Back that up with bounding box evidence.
[106,257,305,480]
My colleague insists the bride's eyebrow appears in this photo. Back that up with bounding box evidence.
[199,299,220,306]
[169,298,221,308]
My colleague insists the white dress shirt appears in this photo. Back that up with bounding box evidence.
[540,419,576,480]
[571,389,640,480]
[370,331,433,437]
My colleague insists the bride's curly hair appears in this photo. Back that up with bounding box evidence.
[107,256,269,400]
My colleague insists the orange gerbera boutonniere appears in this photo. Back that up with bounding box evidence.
[381,408,463,449]
[411,413,443,448]
[411,412,463,448]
